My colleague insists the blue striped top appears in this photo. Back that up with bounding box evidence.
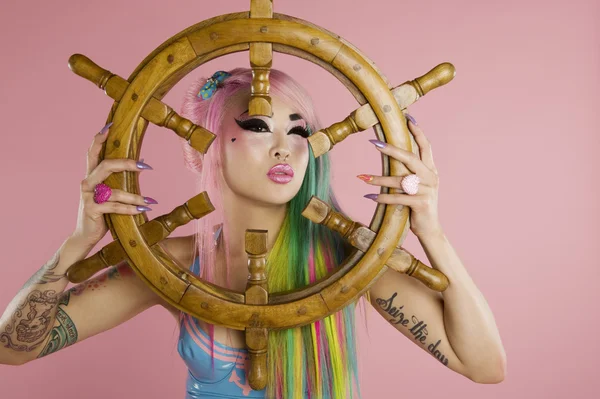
[177,256,266,398]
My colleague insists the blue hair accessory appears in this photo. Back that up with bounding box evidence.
[197,70,231,100]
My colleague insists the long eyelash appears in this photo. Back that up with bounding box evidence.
[234,118,311,138]
[234,118,270,132]
[288,126,310,138]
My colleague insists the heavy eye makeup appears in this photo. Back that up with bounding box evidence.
[234,118,310,138]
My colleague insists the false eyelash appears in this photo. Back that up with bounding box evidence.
[234,118,310,138]
[287,126,310,138]
[235,118,270,133]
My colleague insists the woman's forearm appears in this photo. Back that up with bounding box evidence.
[0,235,95,365]
[418,230,507,383]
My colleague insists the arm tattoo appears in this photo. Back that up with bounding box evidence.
[2,263,130,356]
[0,289,60,352]
[70,263,133,296]
[35,266,132,357]
[21,251,64,289]
[376,292,450,367]
[36,292,78,359]
[35,265,133,356]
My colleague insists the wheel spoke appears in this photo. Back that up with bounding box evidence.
[248,0,274,117]
[65,192,215,283]
[308,62,456,157]
[68,54,217,154]
[244,229,269,391]
[302,196,449,292]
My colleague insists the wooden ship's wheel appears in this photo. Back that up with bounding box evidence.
[65,0,455,390]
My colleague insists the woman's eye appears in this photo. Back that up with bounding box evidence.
[288,126,310,138]
[234,118,310,138]
[234,118,270,133]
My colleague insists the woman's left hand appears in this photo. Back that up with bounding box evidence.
[359,114,443,239]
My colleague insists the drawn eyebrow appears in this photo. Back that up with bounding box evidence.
[238,109,304,121]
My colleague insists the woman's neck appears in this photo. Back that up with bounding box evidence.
[219,185,288,281]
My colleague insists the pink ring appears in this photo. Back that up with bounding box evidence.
[401,174,420,195]
[93,183,112,204]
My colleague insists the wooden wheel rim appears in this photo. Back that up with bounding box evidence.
[103,12,412,330]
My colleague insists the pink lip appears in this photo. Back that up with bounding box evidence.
[267,163,294,184]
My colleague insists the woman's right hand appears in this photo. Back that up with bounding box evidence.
[71,122,157,246]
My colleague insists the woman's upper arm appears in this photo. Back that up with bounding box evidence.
[367,268,472,379]
[19,261,161,364]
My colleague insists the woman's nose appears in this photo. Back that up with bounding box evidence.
[270,137,291,161]
[272,147,290,161]
[269,127,294,161]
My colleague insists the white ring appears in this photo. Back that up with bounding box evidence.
[401,174,420,195]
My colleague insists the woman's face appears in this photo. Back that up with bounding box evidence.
[218,90,311,206]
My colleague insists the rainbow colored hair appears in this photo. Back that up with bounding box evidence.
[179,67,367,398]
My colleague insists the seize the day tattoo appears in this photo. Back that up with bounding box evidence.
[376,292,450,367]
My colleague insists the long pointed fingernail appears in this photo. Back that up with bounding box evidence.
[136,161,153,170]
[100,122,113,134]
[406,114,418,125]
[369,139,386,148]
[364,194,378,201]
[357,174,373,182]
[144,197,158,204]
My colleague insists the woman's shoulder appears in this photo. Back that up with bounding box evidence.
[161,234,198,270]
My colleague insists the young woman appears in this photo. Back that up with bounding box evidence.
[0,68,506,398]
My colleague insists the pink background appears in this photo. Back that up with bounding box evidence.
[0,0,598,397]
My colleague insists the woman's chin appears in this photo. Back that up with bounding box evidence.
[250,187,301,206]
